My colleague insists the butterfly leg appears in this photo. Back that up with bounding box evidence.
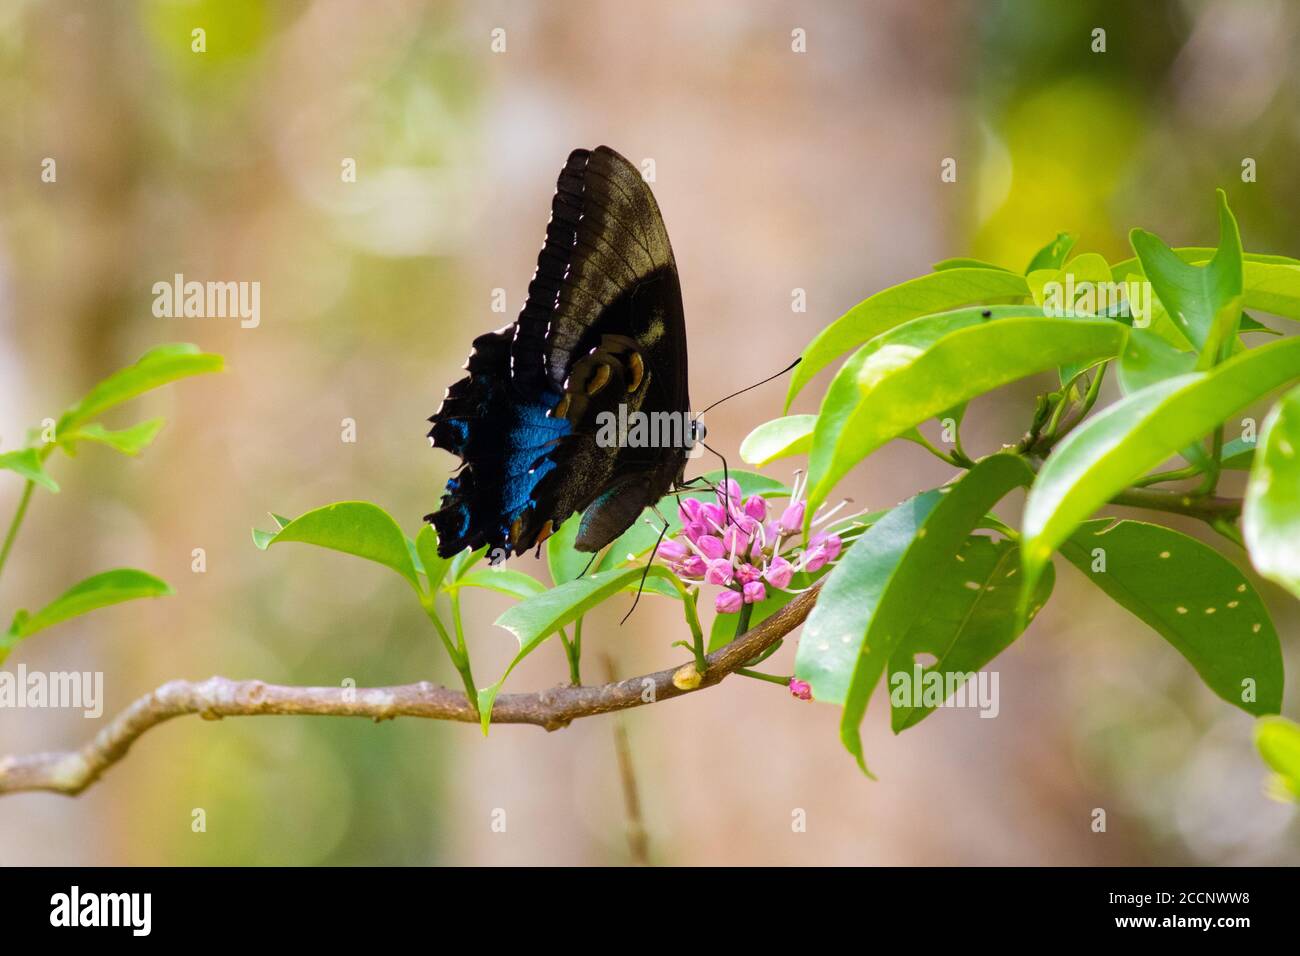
[621,518,671,625]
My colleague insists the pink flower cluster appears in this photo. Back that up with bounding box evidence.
[658,476,843,615]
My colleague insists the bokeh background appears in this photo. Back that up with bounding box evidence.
[2,0,1298,864]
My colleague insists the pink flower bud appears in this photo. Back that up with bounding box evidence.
[717,478,742,505]
[788,678,813,701]
[684,520,709,542]
[722,524,750,555]
[778,501,805,534]
[715,588,743,613]
[705,558,734,586]
[744,495,768,521]
[735,563,761,585]
[702,502,726,527]
[764,556,794,589]
[679,498,703,524]
[742,580,767,604]
[658,538,688,562]
[810,532,842,563]
[696,535,726,560]
[677,555,707,578]
[803,546,830,573]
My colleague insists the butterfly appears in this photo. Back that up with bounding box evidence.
[426,146,696,561]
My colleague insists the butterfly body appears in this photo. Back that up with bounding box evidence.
[427,146,691,560]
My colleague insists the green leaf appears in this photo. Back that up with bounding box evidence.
[1129,191,1243,366]
[451,567,546,601]
[415,524,452,593]
[546,514,594,585]
[933,257,1012,273]
[252,501,422,594]
[478,565,684,730]
[805,309,1126,522]
[61,418,166,457]
[785,268,1031,409]
[739,415,816,466]
[1060,519,1282,715]
[1110,249,1300,282]
[2,569,173,663]
[1220,436,1257,470]
[1025,232,1077,273]
[1255,717,1300,802]
[0,448,59,492]
[1244,385,1300,600]
[58,343,223,434]
[888,537,1053,732]
[495,565,681,653]
[1116,328,1196,396]
[1020,336,1300,606]
[796,455,1035,771]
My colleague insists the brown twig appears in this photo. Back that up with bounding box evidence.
[0,586,819,797]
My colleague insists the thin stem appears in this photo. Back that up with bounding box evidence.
[0,480,35,586]
[1131,464,1204,488]
[733,602,753,641]
[1109,487,1241,522]
[908,429,964,468]
[682,587,706,674]
[425,599,478,715]
[735,668,791,686]
[1196,426,1225,497]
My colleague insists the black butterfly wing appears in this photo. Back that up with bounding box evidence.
[427,146,690,560]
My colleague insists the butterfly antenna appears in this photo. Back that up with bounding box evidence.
[621,520,671,625]
[698,439,735,527]
[694,357,801,419]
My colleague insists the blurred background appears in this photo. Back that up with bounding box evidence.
[1,0,1298,865]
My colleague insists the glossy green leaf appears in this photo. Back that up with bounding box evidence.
[806,309,1125,522]
[888,537,1053,732]
[2,569,173,663]
[0,448,59,492]
[785,268,1031,408]
[1129,191,1243,365]
[1021,336,1300,606]
[1255,717,1300,802]
[933,257,1012,272]
[1110,248,1300,282]
[1116,327,1195,396]
[252,501,422,593]
[1060,519,1282,715]
[1025,232,1077,273]
[452,567,546,601]
[1244,385,1300,600]
[796,455,1034,771]
[61,418,166,457]
[739,415,816,466]
[58,343,223,433]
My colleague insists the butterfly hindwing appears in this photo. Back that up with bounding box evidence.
[428,146,690,560]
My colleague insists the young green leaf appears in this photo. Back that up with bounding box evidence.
[1219,436,1257,470]
[1021,336,1300,606]
[739,415,816,466]
[1025,232,1077,274]
[1255,716,1300,802]
[1244,385,1300,600]
[414,524,452,593]
[1116,328,1196,396]
[932,257,1012,272]
[61,418,166,457]
[1060,519,1282,715]
[58,343,223,434]
[805,310,1125,523]
[252,501,422,594]
[451,568,547,601]
[2,569,173,663]
[888,537,1053,732]
[0,449,59,492]
[796,455,1035,771]
[785,268,1031,408]
[1129,191,1243,366]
